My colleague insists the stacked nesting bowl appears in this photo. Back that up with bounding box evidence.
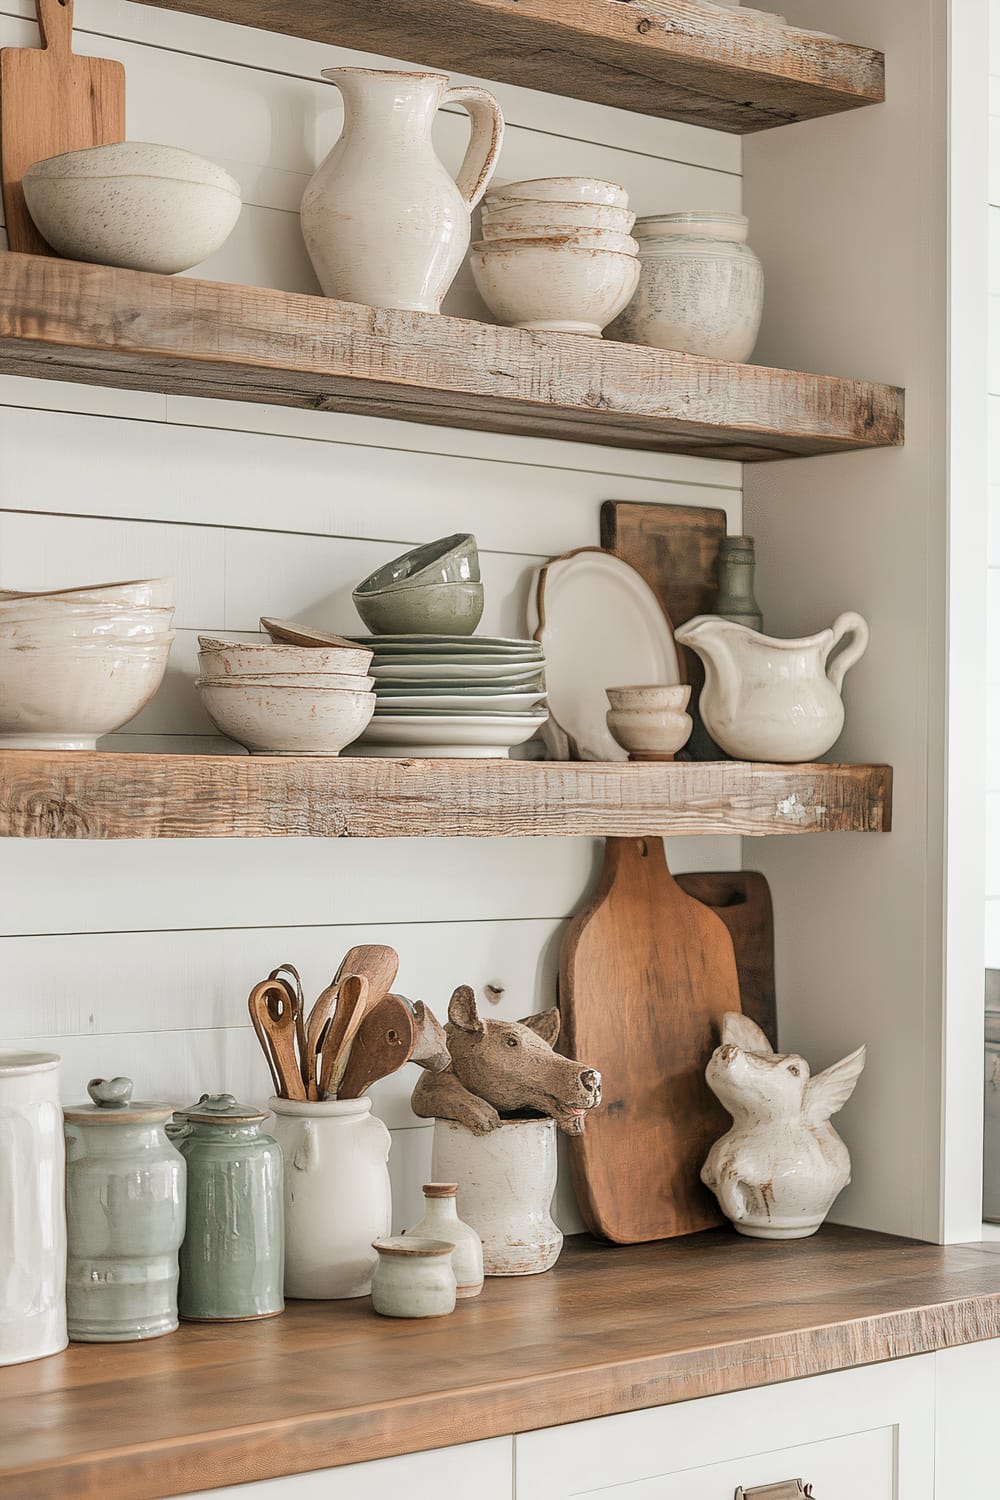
[471,176,640,336]
[195,635,375,754]
[0,578,175,750]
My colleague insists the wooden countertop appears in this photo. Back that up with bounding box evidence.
[3,1226,1000,1500]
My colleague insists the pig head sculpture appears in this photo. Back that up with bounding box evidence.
[701,1012,866,1240]
[411,985,602,1136]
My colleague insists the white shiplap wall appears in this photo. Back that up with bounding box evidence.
[0,0,743,1233]
[989,7,1000,967]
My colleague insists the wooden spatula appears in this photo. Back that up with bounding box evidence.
[1,0,126,255]
[334,945,399,1012]
[337,994,416,1100]
[319,973,370,1098]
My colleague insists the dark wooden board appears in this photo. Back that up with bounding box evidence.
[1,1228,999,1500]
[130,0,885,133]
[676,870,777,1047]
[0,255,905,462]
[0,751,894,839]
[560,837,741,1242]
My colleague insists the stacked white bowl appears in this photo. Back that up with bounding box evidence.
[0,578,175,750]
[471,176,641,337]
[196,635,376,755]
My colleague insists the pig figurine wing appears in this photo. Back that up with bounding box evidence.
[806,1044,867,1124]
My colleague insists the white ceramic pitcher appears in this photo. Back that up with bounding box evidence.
[674,612,869,762]
[301,67,504,313]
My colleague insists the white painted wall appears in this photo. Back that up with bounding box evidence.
[988,4,1000,969]
[0,0,743,1234]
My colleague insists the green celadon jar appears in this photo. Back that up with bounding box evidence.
[64,1076,185,1342]
[177,1094,284,1322]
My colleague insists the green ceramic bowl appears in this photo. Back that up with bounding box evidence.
[353,580,485,636]
[355,534,480,594]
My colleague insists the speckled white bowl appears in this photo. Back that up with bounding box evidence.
[197,638,374,678]
[23,142,242,275]
[0,635,174,750]
[0,578,172,609]
[486,177,627,208]
[481,201,635,234]
[0,605,175,644]
[196,680,376,755]
[474,230,638,255]
[471,243,640,337]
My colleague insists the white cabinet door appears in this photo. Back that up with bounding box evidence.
[173,1437,513,1499]
[516,1358,935,1499]
[935,1338,1000,1491]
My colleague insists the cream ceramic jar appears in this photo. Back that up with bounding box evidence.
[432,1116,562,1275]
[371,1237,457,1318]
[404,1182,484,1297]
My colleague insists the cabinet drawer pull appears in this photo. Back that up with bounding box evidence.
[735,1484,813,1499]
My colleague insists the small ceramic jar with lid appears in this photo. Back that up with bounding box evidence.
[371,1237,456,1318]
[64,1076,185,1342]
[404,1183,484,1298]
[177,1094,284,1322]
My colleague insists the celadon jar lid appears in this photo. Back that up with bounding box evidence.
[185,1093,267,1125]
[63,1075,173,1124]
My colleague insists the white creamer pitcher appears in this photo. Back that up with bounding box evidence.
[674,612,869,762]
[300,67,504,312]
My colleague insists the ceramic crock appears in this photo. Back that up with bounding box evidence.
[300,66,504,312]
[608,211,763,361]
[177,1095,284,1321]
[371,1236,457,1318]
[0,1051,67,1366]
[403,1182,484,1297]
[63,1076,185,1342]
[268,1096,391,1298]
[432,1116,562,1275]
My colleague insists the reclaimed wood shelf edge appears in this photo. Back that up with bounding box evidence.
[132,0,885,132]
[0,255,905,461]
[0,752,893,839]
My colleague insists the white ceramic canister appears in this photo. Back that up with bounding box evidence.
[404,1182,484,1297]
[371,1237,457,1318]
[0,1052,67,1365]
[269,1096,391,1298]
[608,211,763,362]
[432,1117,562,1276]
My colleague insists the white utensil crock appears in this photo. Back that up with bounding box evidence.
[301,67,504,312]
[432,1116,562,1275]
[269,1096,391,1298]
[0,1052,67,1365]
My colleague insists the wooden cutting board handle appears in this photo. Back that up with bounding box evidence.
[36,0,74,56]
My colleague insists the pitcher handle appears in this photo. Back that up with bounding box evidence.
[826,611,870,692]
[442,85,505,209]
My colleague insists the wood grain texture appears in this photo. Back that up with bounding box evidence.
[676,870,777,1046]
[0,256,905,461]
[129,0,885,132]
[0,0,125,255]
[560,837,740,1241]
[1,1227,999,1500]
[0,751,893,839]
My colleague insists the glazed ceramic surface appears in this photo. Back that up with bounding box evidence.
[23,142,241,275]
[674,612,870,762]
[268,1097,391,1299]
[197,638,373,677]
[0,577,172,608]
[177,1096,284,1322]
[0,1052,67,1366]
[481,201,634,234]
[404,1183,484,1297]
[354,535,480,593]
[471,243,640,337]
[715,535,763,632]
[301,68,503,312]
[198,671,375,692]
[370,660,544,684]
[432,1117,562,1275]
[0,603,174,636]
[196,679,375,755]
[605,684,691,712]
[64,1077,185,1341]
[474,230,638,255]
[530,548,682,761]
[353,711,545,757]
[702,1013,867,1239]
[373,691,545,712]
[606,704,693,758]
[0,633,173,750]
[608,212,763,361]
[353,580,485,636]
[486,177,627,207]
[370,1237,457,1318]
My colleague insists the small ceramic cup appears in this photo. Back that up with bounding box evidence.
[370,1237,457,1319]
[605,684,693,760]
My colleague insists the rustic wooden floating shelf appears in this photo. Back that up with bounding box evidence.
[0,751,893,840]
[133,0,886,133]
[0,255,904,461]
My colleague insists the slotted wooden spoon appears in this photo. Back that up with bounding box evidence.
[247,979,307,1101]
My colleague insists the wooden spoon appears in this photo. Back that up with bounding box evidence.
[337,994,417,1100]
[260,616,358,650]
[303,982,340,1102]
[334,944,399,1015]
[269,963,308,1090]
[247,979,307,1101]
[320,973,370,1098]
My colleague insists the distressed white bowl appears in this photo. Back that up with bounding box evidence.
[486,177,627,207]
[23,142,242,275]
[0,637,174,750]
[605,705,693,758]
[196,680,375,755]
[471,244,640,337]
[482,201,635,234]
[0,606,175,645]
[0,578,172,609]
[474,230,638,255]
[198,671,375,691]
[606,684,693,712]
[197,639,374,677]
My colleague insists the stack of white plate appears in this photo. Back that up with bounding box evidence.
[349,635,548,758]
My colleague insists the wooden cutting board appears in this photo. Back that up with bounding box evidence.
[1,0,126,255]
[560,836,742,1244]
[676,871,777,1049]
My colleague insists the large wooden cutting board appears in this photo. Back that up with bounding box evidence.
[1,0,126,255]
[676,870,777,1049]
[560,836,741,1244]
